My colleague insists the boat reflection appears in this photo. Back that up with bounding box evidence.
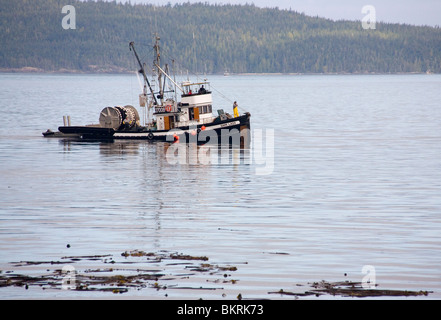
[59,139,251,167]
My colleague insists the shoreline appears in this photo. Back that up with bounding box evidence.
[0,67,436,76]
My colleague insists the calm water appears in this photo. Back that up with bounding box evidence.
[0,73,440,299]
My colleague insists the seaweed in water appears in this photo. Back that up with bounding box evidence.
[0,250,234,294]
[269,280,431,298]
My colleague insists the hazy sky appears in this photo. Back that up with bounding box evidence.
[125,0,441,27]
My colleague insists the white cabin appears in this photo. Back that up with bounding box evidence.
[154,81,215,130]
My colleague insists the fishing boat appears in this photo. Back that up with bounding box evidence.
[43,37,251,145]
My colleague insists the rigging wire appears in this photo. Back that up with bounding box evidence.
[134,5,248,113]
[159,46,249,113]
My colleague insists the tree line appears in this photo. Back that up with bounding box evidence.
[1,0,440,74]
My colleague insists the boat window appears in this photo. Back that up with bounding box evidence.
[182,82,211,97]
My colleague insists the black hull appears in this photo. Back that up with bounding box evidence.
[58,126,115,140]
[57,113,251,145]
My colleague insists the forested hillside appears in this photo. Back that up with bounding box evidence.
[1,0,440,74]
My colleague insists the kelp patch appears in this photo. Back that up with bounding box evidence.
[0,250,237,295]
[269,280,431,298]
[0,251,432,298]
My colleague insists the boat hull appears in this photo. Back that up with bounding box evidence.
[58,126,115,140]
[57,113,251,146]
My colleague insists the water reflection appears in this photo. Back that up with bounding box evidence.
[54,138,253,251]
[58,139,252,168]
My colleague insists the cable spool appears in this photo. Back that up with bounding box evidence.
[123,105,140,125]
[99,105,140,130]
[99,107,122,130]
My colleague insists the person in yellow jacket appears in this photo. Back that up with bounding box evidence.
[233,101,239,118]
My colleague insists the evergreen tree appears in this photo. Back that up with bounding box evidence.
[0,0,440,73]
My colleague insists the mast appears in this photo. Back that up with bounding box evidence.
[129,41,158,105]
[172,59,178,102]
[153,35,164,105]
[155,63,183,93]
